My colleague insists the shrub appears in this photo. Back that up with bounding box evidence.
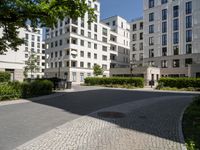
[85,77,144,88]
[0,72,11,82]
[0,83,21,101]
[158,78,200,89]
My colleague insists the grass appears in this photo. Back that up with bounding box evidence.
[158,87,200,92]
[183,96,200,150]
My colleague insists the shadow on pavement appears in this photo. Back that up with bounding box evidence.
[27,89,195,144]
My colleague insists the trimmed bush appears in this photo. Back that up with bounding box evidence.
[0,80,53,100]
[158,78,200,89]
[0,83,21,101]
[85,77,144,88]
[0,72,11,82]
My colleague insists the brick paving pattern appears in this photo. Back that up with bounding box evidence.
[16,96,192,150]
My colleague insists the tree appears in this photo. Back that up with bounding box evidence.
[93,64,103,76]
[0,0,96,54]
[24,54,40,79]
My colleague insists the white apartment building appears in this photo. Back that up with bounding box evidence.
[101,16,130,68]
[143,0,200,77]
[45,0,130,83]
[130,17,144,67]
[0,27,45,81]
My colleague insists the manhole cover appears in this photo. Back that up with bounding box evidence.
[97,111,126,119]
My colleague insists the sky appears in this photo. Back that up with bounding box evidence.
[100,0,143,22]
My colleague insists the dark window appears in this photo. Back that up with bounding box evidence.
[149,37,154,45]
[173,19,179,31]
[162,9,167,20]
[162,47,167,56]
[149,0,154,8]
[149,25,154,33]
[186,30,192,42]
[162,34,167,46]
[173,6,179,18]
[132,24,137,31]
[149,49,154,58]
[162,22,167,33]
[173,59,180,68]
[186,44,192,54]
[161,0,168,4]
[186,1,192,14]
[185,58,193,67]
[173,46,179,55]
[186,16,192,28]
[149,13,154,22]
[173,32,179,44]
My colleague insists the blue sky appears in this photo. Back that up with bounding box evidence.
[100,0,143,22]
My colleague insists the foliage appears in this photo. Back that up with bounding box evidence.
[0,80,53,100]
[0,71,11,82]
[158,78,200,89]
[183,96,200,149]
[0,0,96,54]
[93,64,104,76]
[0,83,21,101]
[85,77,144,88]
[24,54,40,78]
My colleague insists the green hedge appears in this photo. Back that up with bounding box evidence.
[0,80,53,101]
[85,77,144,88]
[0,72,11,82]
[158,78,200,88]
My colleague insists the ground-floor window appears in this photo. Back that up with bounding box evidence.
[72,72,76,82]
[80,73,84,82]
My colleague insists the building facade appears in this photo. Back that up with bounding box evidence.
[0,27,45,81]
[143,0,200,77]
[45,0,130,83]
[130,17,144,67]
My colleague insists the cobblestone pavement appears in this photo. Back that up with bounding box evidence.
[16,95,193,150]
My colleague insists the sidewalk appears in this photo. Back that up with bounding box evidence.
[16,95,192,150]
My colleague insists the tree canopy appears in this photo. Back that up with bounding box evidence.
[0,0,96,54]
[93,64,103,76]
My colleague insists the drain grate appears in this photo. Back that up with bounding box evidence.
[97,111,126,119]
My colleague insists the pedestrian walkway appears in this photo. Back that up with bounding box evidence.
[16,95,192,150]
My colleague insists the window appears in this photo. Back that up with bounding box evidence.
[37,36,40,42]
[173,46,179,55]
[94,34,97,40]
[87,63,91,68]
[161,60,168,68]
[149,37,154,45]
[88,32,91,38]
[162,47,167,56]
[37,43,40,48]
[149,13,154,22]
[102,37,107,43]
[173,6,179,18]
[25,54,28,58]
[102,28,107,36]
[72,72,76,82]
[94,4,98,11]
[161,0,168,4]
[80,51,84,57]
[102,55,107,61]
[185,58,193,67]
[25,34,29,40]
[59,39,63,46]
[162,22,167,33]
[32,35,35,41]
[149,49,154,58]
[186,16,192,28]
[186,44,192,54]
[173,32,179,44]
[102,64,107,70]
[140,22,143,30]
[94,24,97,32]
[31,42,34,47]
[59,51,62,57]
[94,53,97,59]
[113,21,116,26]
[88,23,91,30]
[87,52,91,58]
[149,0,154,8]
[140,33,143,40]
[55,51,58,57]
[81,40,84,46]
[186,1,192,14]
[149,25,154,33]
[94,43,97,49]
[132,24,137,31]
[102,46,107,51]
[162,34,167,46]
[55,41,58,47]
[173,59,180,68]
[186,30,192,42]
[80,62,84,68]
[88,42,91,48]
[162,9,167,20]
[132,34,137,41]
[139,43,143,50]
[173,19,179,31]
[59,29,62,35]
